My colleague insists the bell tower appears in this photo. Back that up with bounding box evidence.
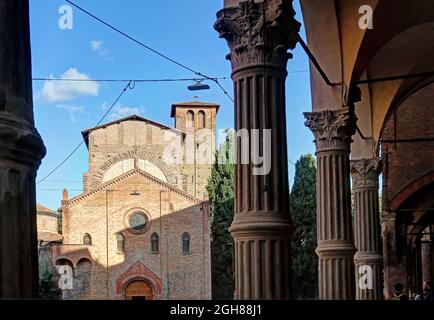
[171,101,219,199]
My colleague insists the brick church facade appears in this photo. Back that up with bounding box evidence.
[49,101,219,300]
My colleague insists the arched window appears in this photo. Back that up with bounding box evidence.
[182,233,190,255]
[186,111,194,129]
[198,111,206,129]
[151,233,159,254]
[116,233,125,253]
[83,233,92,245]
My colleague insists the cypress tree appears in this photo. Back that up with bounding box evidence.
[291,154,318,299]
[206,131,235,300]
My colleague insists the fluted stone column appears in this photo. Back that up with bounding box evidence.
[304,108,357,300]
[215,0,300,300]
[351,159,382,300]
[0,0,46,298]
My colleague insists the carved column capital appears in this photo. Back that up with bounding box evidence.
[351,159,381,189]
[381,211,396,224]
[304,108,358,152]
[214,0,300,72]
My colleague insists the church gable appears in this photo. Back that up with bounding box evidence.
[66,169,201,208]
[82,115,183,148]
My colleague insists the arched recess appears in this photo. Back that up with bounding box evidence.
[76,258,92,297]
[123,279,154,300]
[102,159,168,184]
[90,150,177,188]
[54,258,73,268]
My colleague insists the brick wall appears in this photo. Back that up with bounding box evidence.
[381,82,434,207]
[59,172,211,300]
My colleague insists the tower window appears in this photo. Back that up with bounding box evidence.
[182,233,191,255]
[198,111,206,129]
[116,233,125,253]
[186,111,194,129]
[83,233,92,245]
[151,233,159,254]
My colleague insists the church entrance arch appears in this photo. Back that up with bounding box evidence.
[123,279,154,300]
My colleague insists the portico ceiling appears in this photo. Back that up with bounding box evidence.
[300,0,434,149]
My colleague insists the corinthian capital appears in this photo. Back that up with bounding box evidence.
[214,0,300,71]
[304,108,357,152]
[350,159,382,189]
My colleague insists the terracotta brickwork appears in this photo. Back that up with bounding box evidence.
[51,102,217,300]
[381,82,434,208]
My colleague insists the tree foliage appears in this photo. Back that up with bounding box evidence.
[291,154,318,299]
[39,270,62,300]
[206,131,235,300]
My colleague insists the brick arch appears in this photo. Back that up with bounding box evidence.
[54,256,74,267]
[116,261,162,299]
[390,171,434,210]
[91,150,177,188]
[76,257,93,266]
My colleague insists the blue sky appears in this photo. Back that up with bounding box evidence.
[30,0,315,210]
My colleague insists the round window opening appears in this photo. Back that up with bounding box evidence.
[126,211,150,234]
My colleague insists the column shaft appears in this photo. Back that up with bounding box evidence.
[421,240,432,283]
[381,211,400,300]
[215,0,300,300]
[304,108,357,300]
[0,0,46,298]
[351,159,383,300]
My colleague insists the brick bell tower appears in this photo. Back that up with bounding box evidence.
[171,101,219,200]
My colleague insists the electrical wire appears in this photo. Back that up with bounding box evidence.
[36,81,135,185]
[288,158,296,167]
[65,0,234,102]
[32,76,229,83]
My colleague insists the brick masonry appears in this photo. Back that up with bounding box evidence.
[381,82,434,208]
[50,102,218,300]
[381,82,434,298]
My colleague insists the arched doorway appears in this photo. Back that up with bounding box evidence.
[124,280,154,300]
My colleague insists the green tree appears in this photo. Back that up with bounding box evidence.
[206,131,235,300]
[291,154,318,299]
[39,270,62,300]
[57,208,62,234]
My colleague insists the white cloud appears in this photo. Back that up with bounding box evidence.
[38,68,99,103]
[108,103,144,120]
[56,104,85,123]
[90,40,103,51]
[90,40,113,61]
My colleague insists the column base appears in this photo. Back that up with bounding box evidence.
[354,253,383,300]
[316,241,356,300]
[230,211,292,300]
